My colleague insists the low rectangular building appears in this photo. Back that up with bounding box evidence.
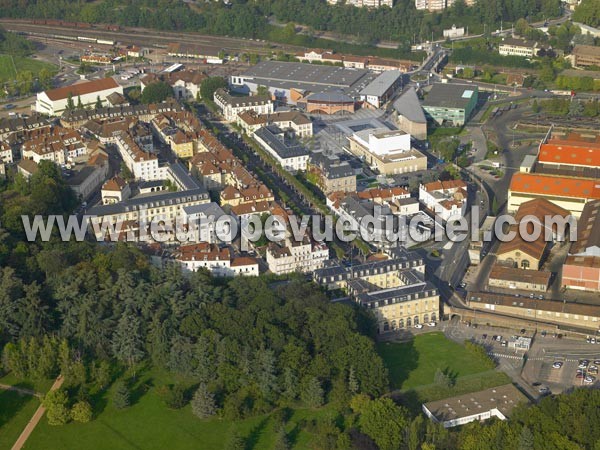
[36,78,123,116]
[572,45,600,68]
[423,384,527,428]
[488,265,552,292]
[498,38,537,58]
[563,255,600,292]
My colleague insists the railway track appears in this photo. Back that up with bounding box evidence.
[0,19,302,56]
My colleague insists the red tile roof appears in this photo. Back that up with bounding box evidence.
[538,143,600,168]
[509,173,600,200]
[44,77,120,101]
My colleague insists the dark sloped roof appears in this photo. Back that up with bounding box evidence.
[393,87,427,124]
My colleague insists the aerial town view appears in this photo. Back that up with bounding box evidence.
[1,0,600,448]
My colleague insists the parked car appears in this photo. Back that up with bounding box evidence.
[501,340,508,347]
[585,375,596,384]
[552,361,563,369]
[576,372,585,379]
[541,331,547,337]
[414,324,423,329]
[588,366,598,374]
[427,322,437,327]
[482,334,488,340]
[520,328,526,334]
[539,386,550,394]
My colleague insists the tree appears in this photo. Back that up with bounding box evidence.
[111,314,144,369]
[256,85,269,96]
[140,81,174,104]
[518,426,534,450]
[348,366,359,394]
[200,76,228,101]
[66,93,75,110]
[434,368,453,388]
[224,429,246,450]
[359,398,410,450]
[112,380,130,409]
[531,99,540,114]
[77,95,83,109]
[301,376,324,408]
[95,95,103,109]
[191,383,217,419]
[273,425,290,450]
[157,384,187,409]
[71,400,93,423]
[43,389,70,425]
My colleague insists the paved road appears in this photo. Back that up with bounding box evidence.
[11,375,64,450]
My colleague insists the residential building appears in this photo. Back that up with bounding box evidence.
[236,110,313,137]
[173,243,259,277]
[393,88,428,140]
[115,132,164,181]
[423,385,527,428]
[181,202,233,244]
[347,128,427,175]
[571,45,600,68]
[308,152,357,195]
[213,88,273,121]
[507,173,600,217]
[21,126,87,165]
[419,180,468,222]
[498,38,538,58]
[422,84,479,126]
[86,187,210,242]
[366,58,410,73]
[101,176,131,204]
[488,265,552,292]
[359,70,402,108]
[327,0,393,7]
[266,236,329,275]
[140,70,206,101]
[252,125,309,173]
[35,77,123,116]
[0,141,13,164]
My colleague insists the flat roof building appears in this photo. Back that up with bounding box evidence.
[422,83,479,126]
[423,384,527,428]
[230,61,375,105]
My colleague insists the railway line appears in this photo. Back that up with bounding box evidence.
[0,19,301,56]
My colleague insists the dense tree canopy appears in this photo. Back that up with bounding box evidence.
[140,81,174,104]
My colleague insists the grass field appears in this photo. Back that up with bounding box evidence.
[377,332,496,390]
[378,333,511,413]
[24,368,337,450]
[0,54,57,83]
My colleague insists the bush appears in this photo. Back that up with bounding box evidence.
[43,389,70,426]
[157,383,187,409]
[71,400,93,423]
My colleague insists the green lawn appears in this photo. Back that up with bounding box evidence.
[378,333,511,413]
[0,389,40,449]
[377,332,495,390]
[0,54,57,83]
[24,368,337,450]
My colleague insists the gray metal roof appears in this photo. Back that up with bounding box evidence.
[393,87,427,124]
[359,70,402,97]
[253,126,308,159]
[422,83,479,109]
[87,187,208,216]
[239,61,376,97]
[306,91,354,103]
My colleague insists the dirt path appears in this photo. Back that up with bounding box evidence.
[11,375,64,450]
[0,384,41,398]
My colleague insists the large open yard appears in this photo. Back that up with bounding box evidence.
[377,332,511,411]
[0,54,56,83]
[23,368,336,450]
